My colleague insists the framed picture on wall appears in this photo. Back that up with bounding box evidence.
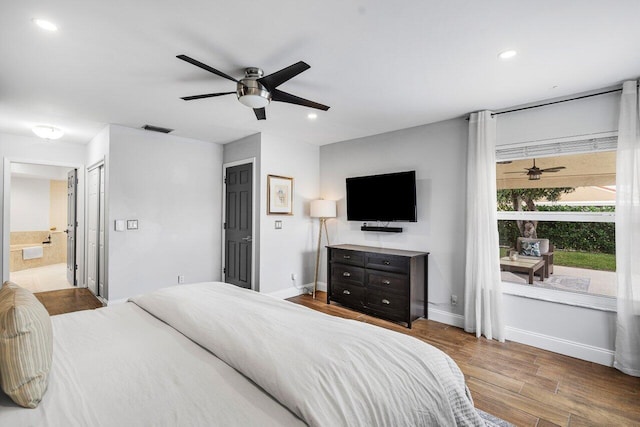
[267,175,294,215]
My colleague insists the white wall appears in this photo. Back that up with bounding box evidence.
[320,118,468,315]
[10,177,50,231]
[259,134,319,297]
[1,132,87,284]
[105,125,224,301]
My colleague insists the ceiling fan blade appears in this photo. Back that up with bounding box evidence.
[176,55,239,83]
[271,89,330,111]
[181,91,236,101]
[540,166,566,173]
[257,61,310,91]
[503,171,528,174]
[253,107,266,120]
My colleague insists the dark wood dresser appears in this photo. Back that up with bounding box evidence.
[326,244,429,328]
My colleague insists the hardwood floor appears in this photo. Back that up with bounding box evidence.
[287,292,640,427]
[35,288,104,316]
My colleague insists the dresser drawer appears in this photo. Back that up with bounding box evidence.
[331,264,364,285]
[331,283,365,309]
[365,289,408,318]
[365,254,409,273]
[367,271,408,294]
[331,249,365,266]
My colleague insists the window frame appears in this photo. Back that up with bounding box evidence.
[496,135,617,312]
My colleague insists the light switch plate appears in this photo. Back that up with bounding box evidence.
[275,220,282,229]
[127,220,138,230]
[115,220,125,231]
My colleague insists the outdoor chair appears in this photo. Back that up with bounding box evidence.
[516,237,554,278]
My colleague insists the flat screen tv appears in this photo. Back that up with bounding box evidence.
[346,171,417,222]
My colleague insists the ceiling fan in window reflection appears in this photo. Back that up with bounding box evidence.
[176,55,330,120]
[504,158,566,181]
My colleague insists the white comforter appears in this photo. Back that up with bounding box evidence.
[131,282,485,426]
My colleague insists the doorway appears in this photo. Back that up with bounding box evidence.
[5,162,81,293]
[223,160,255,290]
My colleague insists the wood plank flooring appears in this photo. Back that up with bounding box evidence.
[287,292,640,426]
[35,287,104,316]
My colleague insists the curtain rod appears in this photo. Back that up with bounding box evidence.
[492,87,623,117]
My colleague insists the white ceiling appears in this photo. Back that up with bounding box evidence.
[2,1,640,146]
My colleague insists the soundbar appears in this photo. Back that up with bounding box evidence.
[360,225,403,233]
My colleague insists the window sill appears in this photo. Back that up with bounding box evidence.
[501,281,616,312]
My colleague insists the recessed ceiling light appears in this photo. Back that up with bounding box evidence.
[307,113,318,120]
[32,18,58,32]
[32,125,64,140]
[498,49,517,60]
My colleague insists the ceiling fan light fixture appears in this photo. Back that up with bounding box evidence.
[528,172,541,181]
[32,125,64,140]
[238,94,270,109]
[237,79,271,109]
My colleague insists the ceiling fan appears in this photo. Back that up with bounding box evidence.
[504,158,566,180]
[176,55,330,120]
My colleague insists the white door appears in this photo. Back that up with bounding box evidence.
[98,166,105,297]
[87,167,100,296]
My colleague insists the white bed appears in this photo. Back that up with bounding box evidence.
[0,282,486,426]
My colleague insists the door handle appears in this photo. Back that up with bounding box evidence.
[242,236,252,242]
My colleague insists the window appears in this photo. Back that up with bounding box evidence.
[496,146,616,301]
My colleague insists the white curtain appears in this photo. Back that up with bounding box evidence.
[614,80,640,376]
[464,111,505,342]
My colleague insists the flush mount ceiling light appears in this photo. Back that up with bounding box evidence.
[32,125,64,140]
[498,49,517,60]
[307,113,318,120]
[32,18,58,32]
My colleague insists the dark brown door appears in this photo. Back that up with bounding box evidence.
[66,169,77,286]
[225,163,252,289]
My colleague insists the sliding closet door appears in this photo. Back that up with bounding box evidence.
[86,164,106,298]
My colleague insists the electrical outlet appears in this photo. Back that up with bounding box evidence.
[451,295,458,306]
[178,275,185,284]
[291,273,297,281]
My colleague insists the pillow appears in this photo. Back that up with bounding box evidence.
[0,281,53,408]
[520,241,541,257]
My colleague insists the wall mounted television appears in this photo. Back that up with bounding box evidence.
[346,171,417,223]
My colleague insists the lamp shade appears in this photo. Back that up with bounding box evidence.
[310,199,336,218]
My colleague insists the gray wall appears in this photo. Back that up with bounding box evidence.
[320,118,468,316]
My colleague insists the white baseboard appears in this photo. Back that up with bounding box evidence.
[426,307,614,366]
[267,285,311,300]
[505,326,614,366]
[428,307,465,328]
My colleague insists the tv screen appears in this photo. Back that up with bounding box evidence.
[346,171,417,222]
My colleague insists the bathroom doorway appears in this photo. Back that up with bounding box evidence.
[4,161,84,294]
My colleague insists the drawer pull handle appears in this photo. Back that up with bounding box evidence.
[382,280,391,285]
[343,255,351,259]
[342,272,351,277]
[381,299,390,305]
[343,289,351,295]
[383,260,391,265]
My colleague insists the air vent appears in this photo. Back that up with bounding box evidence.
[142,124,174,134]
